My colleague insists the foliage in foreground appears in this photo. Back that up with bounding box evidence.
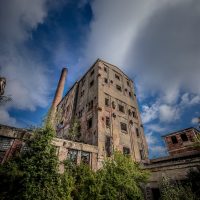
[64,151,150,200]
[160,176,197,200]
[0,124,74,200]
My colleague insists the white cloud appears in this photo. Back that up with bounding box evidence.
[159,104,180,122]
[0,108,17,127]
[150,145,167,158]
[191,117,199,125]
[0,0,54,126]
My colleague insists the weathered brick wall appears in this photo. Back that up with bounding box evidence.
[164,128,199,156]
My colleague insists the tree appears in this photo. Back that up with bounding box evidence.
[0,123,74,200]
[67,117,80,141]
[97,151,149,200]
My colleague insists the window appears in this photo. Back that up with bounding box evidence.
[67,149,78,163]
[136,128,140,137]
[116,85,122,91]
[120,122,127,132]
[129,92,132,97]
[81,90,84,97]
[104,78,108,83]
[180,133,188,142]
[104,67,107,72]
[90,80,94,87]
[105,136,112,157]
[88,100,93,111]
[106,117,110,127]
[105,98,109,106]
[90,69,94,76]
[81,151,90,164]
[132,111,137,118]
[115,74,120,80]
[123,147,130,155]
[118,104,125,113]
[127,81,130,86]
[171,136,178,144]
[140,149,144,160]
[87,117,93,129]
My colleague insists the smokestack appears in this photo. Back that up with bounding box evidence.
[50,68,67,124]
[52,68,67,109]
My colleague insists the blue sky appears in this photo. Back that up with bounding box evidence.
[0,0,200,159]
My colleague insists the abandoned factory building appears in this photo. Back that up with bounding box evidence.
[0,59,200,200]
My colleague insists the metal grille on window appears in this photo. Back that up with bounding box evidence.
[81,151,90,164]
[67,149,78,163]
[0,137,13,151]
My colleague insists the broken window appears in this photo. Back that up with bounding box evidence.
[88,100,93,111]
[136,128,140,137]
[116,85,122,91]
[90,69,94,76]
[81,151,90,164]
[171,136,178,144]
[132,111,137,118]
[180,133,188,142]
[105,136,112,157]
[123,147,130,155]
[120,122,127,132]
[87,117,93,129]
[106,117,110,127]
[104,78,108,83]
[118,104,125,113]
[140,149,144,160]
[115,74,120,80]
[0,137,13,163]
[67,149,78,163]
[90,80,94,87]
[105,98,109,106]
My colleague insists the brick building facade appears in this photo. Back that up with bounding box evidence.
[54,59,148,169]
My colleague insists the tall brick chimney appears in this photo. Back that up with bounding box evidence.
[50,68,67,123]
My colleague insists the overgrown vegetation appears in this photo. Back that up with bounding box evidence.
[160,176,197,200]
[0,123,74,200]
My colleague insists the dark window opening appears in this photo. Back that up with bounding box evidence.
[67,149,78,163]
[88,100,93,111]
[106,117,110,127]
[180,133,188,141]
[104,67,107,72]
[171,136,178,144]
[115,74,120,80]
[127,81,130,86]
[81,90,84,97]
[104,78,108,83]
[81,151,90,164]
[110,80,113,84]
[90,69,94,76]
[129,92,132,97]
[132,111,137,118]
[87,117,93,129]
[120,122,127,132]
[105,98,109,106]
[140,149,144,160]
[151,188,161,200]
[118,104,125,113]
[105,136,112,157]
[136,128,139,137]
[116,85,122,91]
[90,80,94,87]
[123,147,130,155]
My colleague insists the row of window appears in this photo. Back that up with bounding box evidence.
[105,98,137,118]
[103,66,131,87]
[171,133,189,144]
